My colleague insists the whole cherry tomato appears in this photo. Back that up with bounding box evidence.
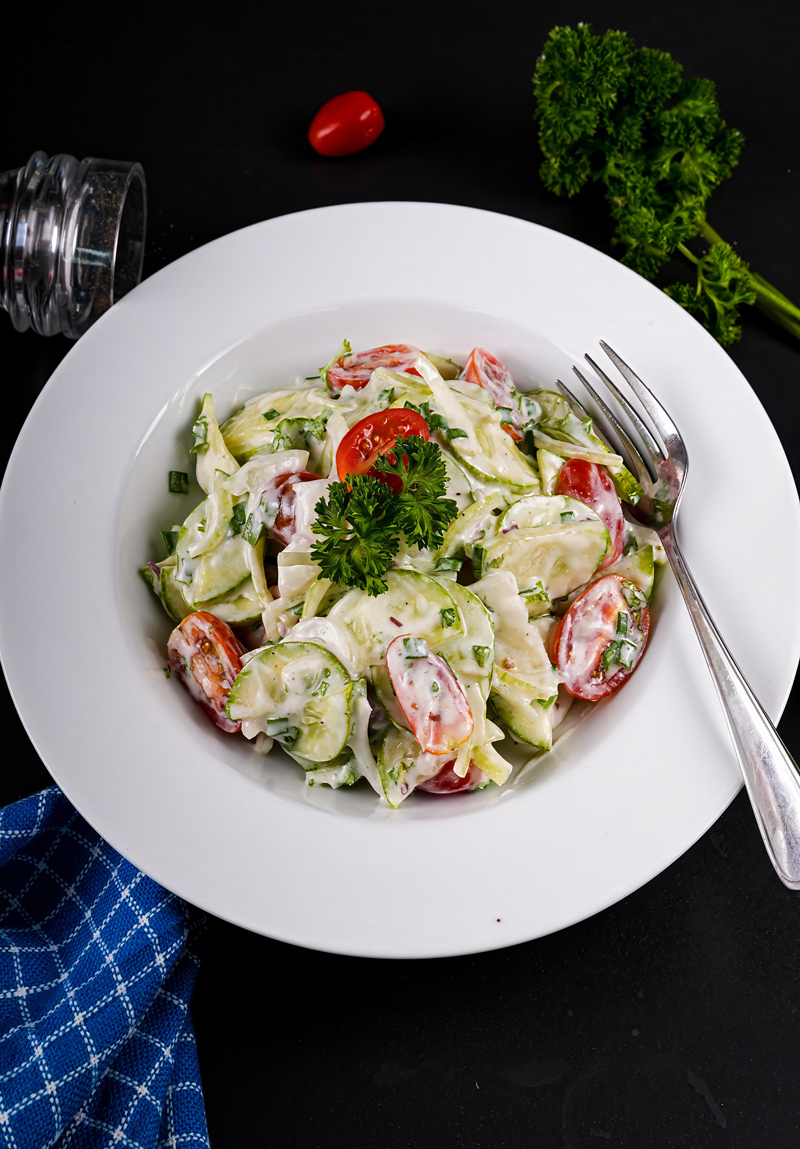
[267,470,320,546]
[418,759,486,793]
[336,408,429,490]
[385,635,473,755]
[167,612,246,731]
[308,91,385,157]
[553,575,650,701]
[557,458,625,569]
[327,344,422,392]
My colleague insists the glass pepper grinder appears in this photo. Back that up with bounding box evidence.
[0,151,147,339]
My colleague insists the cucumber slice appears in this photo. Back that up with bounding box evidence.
[227,642,353,763]
[451,415,541,492]
[537,448,565,495]
[490,669,554,750]
[432,579,495,698]
[192,393,239,494]
[198,577,263,625]
[442,452,476,512]
[437,491,508,559]
[175,487,234,587]
[369,664,411,732]
[480,519,610,599]
[220,388,332,460]
[424,353,462,380]
[598,544,656,599]
[376,725,445,808]
[141,557,193,623]
[328,570,463,665]
[186,533,252,605]
[499,494,601,531]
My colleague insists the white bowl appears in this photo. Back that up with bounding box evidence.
[2,202,798,957]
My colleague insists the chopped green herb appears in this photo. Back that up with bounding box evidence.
[266,717,300,747]
[601,642,619,672]
[378,387,396,405]
[263,408,281,421]
[431,681,440,693]
[161,529,179,556]
[228,502,246,537]
[242,512,263,547]
[616,611,628,635]
[163,665,171,679]
[560,511,576,522]
[168,471,189,494]
[447,427,469,440]
[538,694,557,710]
[403,636,429,659]
[440,607,457,628]
[435,557,463,573]
[472,645,491,667]
[624,533,638,556]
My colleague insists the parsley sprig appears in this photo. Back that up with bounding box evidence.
[311,436,458,596]
[533,24,800,346]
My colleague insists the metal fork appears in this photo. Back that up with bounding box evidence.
[558,341,800,889]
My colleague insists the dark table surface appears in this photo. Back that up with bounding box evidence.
[3,1,800,1144]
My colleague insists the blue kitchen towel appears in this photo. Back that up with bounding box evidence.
[0,786,209,1148]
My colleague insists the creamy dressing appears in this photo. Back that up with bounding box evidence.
[154,344,664,804]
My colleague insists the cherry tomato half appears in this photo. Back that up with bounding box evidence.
[336,409,429,489]
[418,759,487,794]
[386,635,474,755]
[268,470,320,546]
[553,575,650,701]
[463,347,519,421]
[167,612,246,731]
[308,91,385,158]
[557,458,625,569]
[327,344,422,393]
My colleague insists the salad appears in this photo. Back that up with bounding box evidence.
[143,342,664,806]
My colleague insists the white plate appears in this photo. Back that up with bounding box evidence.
[1,202,798,958]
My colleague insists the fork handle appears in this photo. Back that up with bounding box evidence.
[662,526,800,888]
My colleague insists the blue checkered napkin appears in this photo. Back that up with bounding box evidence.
[0,787,209,1148]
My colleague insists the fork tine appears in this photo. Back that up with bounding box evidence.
[599,342,682,453]
[555,377,591,419]
[571,366,655,488]
[584,354,665,465]
[557,376,642,480]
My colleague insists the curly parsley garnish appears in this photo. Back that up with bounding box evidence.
[311,436,458,596]
[533,23,800,346]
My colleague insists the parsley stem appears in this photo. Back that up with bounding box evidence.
[697,219,800,336]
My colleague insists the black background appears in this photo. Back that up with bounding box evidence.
[3,1,800,1144]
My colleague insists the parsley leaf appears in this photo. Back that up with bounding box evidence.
[533,23,800,345]
[311,477,400,597]
[310,437,458,595]
[372,436,459,549]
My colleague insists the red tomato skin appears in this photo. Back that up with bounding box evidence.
[553,575,650,701]
[167,612,246,732]
[308,91,385,157]
[418,759,487,794]
[557,458,625,569]
[327,344,421,392]
[336,409,429,489]
[463,348,519,419]
[268,471,320,546]
[385,636,474,755]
